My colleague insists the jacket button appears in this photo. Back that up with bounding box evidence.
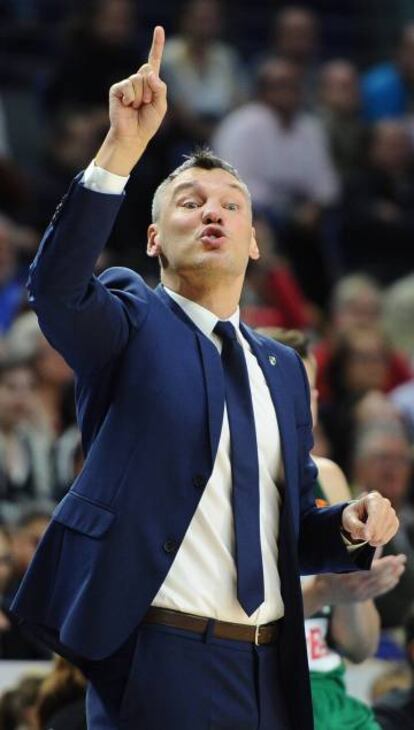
[192,474,207,489]
[163,539,178,554]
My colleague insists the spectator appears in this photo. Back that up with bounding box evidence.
[27,108,107,234]
[0,507,52,659]
[384,273,414,364]
[391,377,414,440]
[315,274,412,405]
[353,422,414,629]
[27,105,166,282]
[7,508,52,596]
[162,0,246,149]
[362,23,414,121]
[319,326,406,475]
[0,216,27,335]
[374,605,414,729]
[44,0,144,115]
[317,60,367,180]
[0,674,43,730]
[343,120,414,282]
[0,687,19,730]
[264,328,404,730]
[35,657,86,730]
[241,215,316,330]
[212,58,340,306]
[0,356,55,521]
[268,5,320,107]
[7,312,75,438]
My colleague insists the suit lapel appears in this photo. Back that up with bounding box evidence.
[154,285,225,463]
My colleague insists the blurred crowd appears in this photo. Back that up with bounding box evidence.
[0,0,414,727]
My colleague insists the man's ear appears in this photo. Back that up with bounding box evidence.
[147,224,162,257]
[249,227,260,261]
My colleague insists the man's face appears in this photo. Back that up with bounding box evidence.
[356,435,412,508]
[147,167,259,284]
[0,366,36,428]
[319,64,360,114]
[335,290,382,331]
[260,62,302,118]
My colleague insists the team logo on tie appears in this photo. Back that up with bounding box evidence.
[268,355,277,366]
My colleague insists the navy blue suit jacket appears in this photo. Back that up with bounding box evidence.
[11,178,373,728]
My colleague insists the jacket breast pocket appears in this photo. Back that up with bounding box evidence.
[52,491,116,538]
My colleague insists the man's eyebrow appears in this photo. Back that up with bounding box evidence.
[170,180,247,199]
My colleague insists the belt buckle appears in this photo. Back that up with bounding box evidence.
[254,625,261,646]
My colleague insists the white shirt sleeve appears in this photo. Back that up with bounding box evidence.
[82,160,129,195]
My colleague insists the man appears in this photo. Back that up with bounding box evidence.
[354,421,414,630]
[212,58,339,219]
[362,23,414,121]
[11,27,398,730]
[212,57,339,306]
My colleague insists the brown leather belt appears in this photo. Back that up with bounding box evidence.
[142,607,280,646]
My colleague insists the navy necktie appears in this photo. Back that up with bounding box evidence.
[214,320,264,616]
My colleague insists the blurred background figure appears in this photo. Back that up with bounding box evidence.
[240,214,316,330]
[7,311,75,438]
[317,60,366,182]
[44,0,145,116]
[374,605,414,729]
[0,356,55,522]
[0,507,52,660]
[318,325,408,476]
[353,422,414,630]
[266,6,320,108]
[162,0,246,153]
[213,57,339,307]
[384,274,414,368]
[0,217,27,337]
[26,108,107,235]
[0,673,44,730]
[261,328,405,730]
[342,120,414,282]
[314,274,411,407]
[35,656,86,730]
[362,23,414,121]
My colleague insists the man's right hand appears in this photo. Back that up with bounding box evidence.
[95,26,167,176]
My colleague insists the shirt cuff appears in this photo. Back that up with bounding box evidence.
[82,160,129,195]
[341,530,368,552]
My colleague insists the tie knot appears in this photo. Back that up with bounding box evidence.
[214,320,237,342]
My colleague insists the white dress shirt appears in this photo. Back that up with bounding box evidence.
[151,291,284,625]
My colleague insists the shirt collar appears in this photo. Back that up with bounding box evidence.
[164,286,240,340]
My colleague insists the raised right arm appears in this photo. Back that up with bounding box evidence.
[29,27,168,376]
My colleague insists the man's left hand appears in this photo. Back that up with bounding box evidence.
[341,491,399,547]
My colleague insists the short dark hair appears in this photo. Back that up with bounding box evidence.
[151,147,250,221]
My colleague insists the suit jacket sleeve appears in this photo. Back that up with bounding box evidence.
[28,176,149,376]
[293,352,375,574]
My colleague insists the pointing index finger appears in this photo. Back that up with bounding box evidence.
[148,26,165,75]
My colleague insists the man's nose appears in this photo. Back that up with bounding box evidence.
[202,207,223,224]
